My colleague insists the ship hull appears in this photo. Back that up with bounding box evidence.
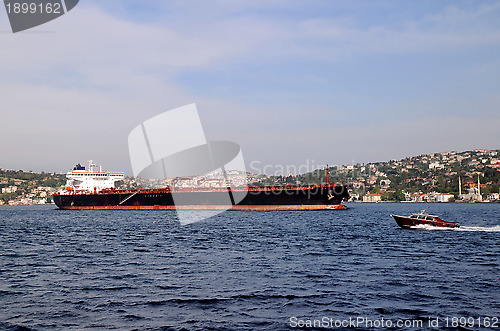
[54,204,348,211]
[53,185,349,211]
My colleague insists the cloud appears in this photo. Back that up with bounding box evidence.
[1,1,499,173]
[280,2,500,61]
[3,1,499,86]
[1,6,242,78]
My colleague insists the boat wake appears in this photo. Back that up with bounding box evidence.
[410,224,455,231]
[410,224,500,232]
[456,225,500,232]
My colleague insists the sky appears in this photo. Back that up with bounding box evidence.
[1,0,499,175]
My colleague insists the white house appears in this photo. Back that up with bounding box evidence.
[435,193,454,203]
[363,193,382,202]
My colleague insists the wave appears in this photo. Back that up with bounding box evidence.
[410,224,500,232]
[146,292,325,307]
[0,322,37,331]
[410,224,455,231]
[456,225,500,232]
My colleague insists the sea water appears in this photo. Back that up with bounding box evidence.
[0,203,499,330]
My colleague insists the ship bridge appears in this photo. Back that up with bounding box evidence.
[64,161,124,193]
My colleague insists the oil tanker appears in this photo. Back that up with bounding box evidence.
[52,162,350,211]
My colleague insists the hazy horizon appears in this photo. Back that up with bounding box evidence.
[1,148,497,177]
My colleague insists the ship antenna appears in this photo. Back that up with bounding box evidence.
[326,164,329,185]
[419,206,430,214]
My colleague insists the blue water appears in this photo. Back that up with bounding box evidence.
[0,203,499,330]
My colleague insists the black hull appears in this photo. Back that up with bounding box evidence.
[53,185,349,210]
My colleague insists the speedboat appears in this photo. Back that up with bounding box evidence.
[391,208,460,229]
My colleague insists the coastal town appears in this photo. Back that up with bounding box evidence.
[0,171,65,206]
[250,149,499,203]
[1,149,499,205]
[335,148,499,203]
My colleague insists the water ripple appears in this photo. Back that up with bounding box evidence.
[0,204,498,330]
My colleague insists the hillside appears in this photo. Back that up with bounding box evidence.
[1,149,499,205]
[0,169,66,205]
[253,149,500,202]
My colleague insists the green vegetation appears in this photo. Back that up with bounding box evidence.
[0,168,65,204]
[1,149,499,204]
[250,149,500,201]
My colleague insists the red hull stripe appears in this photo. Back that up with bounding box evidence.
[57,204,348,211]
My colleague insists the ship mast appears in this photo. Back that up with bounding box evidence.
[478,175,481,196]
[458,176,461,196]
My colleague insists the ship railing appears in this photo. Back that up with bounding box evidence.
[246,183,338,191]
[56,183,343,195]
[166,183,341,192]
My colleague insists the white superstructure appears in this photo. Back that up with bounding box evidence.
[63,161,124,193]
